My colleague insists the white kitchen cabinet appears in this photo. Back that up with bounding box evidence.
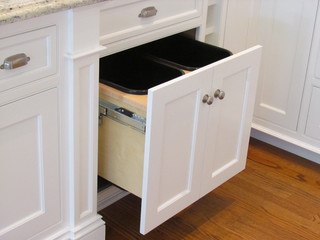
[0,89,61,240]
[141,46,261,233]
[0,7,105,239]
[98,35,261,233]
[222,0,320,162]
[224,0,318,130]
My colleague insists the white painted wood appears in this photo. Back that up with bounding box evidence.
[305,86,320,141]
[140,45,261,234]
[100,0,201,45]
[251,128,320,164]
[64,5,105,240]
[0,26,57,93]
[100,18,202,57]
[202,0,229,46]
[140,66,212,234]
[201,46,262,196]
[224,0,318,131]
[0,89,61,240]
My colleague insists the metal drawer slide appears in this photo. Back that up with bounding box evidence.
[99,99,146,133]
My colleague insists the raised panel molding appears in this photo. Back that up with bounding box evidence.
[0,116,45,234]
[224,0,318,131]
[0,89,61,239]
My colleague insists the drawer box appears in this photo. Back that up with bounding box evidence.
[98,36,261,234]
[0,26,57,92]
[100,0,201,45]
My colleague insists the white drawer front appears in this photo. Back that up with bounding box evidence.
[100,0,200,44]
[0,26,57,92]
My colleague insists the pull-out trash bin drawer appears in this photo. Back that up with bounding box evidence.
[98,35,262,234]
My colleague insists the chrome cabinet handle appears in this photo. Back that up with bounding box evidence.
[214,89,225,100]
[0,53,30,70]
[138,6,158,18]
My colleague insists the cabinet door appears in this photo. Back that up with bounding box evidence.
[224,0,318,131]
[0,89,61,239]
[200,46,262,196]
[140,67,213,234]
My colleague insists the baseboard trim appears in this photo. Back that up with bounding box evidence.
[251,127,320,164]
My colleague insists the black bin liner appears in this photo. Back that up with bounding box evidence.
[100,49,184,95]
[135,35,232,71]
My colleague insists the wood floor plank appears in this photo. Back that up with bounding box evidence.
[100,138,320,240]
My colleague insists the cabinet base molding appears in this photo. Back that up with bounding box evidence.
[251,127,320,164]
[66,216,105,240]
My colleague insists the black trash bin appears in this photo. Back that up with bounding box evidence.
[135,35,232,71]
[99,49,184,95]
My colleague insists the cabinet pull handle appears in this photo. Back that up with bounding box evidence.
[214,89,225,100]
[0,53,30,70]
[138,6,158,18]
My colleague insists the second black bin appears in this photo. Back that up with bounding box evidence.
[99,35,232,94]
[135,35,232,71]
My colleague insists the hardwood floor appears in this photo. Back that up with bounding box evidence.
[99,138,320,240]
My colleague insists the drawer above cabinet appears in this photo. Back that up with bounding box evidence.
[0,26,57,93]
[100,0,201,46]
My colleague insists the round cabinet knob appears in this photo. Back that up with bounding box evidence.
[214,89,225,100]
[207,96,214,105]
[202,94,209,103]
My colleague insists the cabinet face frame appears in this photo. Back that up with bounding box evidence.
[140,45,262,234]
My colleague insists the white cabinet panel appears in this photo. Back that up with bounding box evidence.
[100,0,200,45]
[140,45,261,234]
[0,26,57,93]
[140,66,212,234]
[0,89,61,239]
[224,0,318,131]
[201,46,261,196]
[305,86,320,140]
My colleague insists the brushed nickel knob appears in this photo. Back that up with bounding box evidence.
[214,89,225,100]
[207,96,214,105]
[202,94,209,103]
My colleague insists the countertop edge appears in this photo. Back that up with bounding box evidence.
[0,0,107,26]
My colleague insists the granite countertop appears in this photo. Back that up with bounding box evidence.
[0,0,107,25]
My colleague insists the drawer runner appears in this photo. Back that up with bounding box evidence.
[99,99,146,133]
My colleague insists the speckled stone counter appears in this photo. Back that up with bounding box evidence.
[0,0,107,25]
